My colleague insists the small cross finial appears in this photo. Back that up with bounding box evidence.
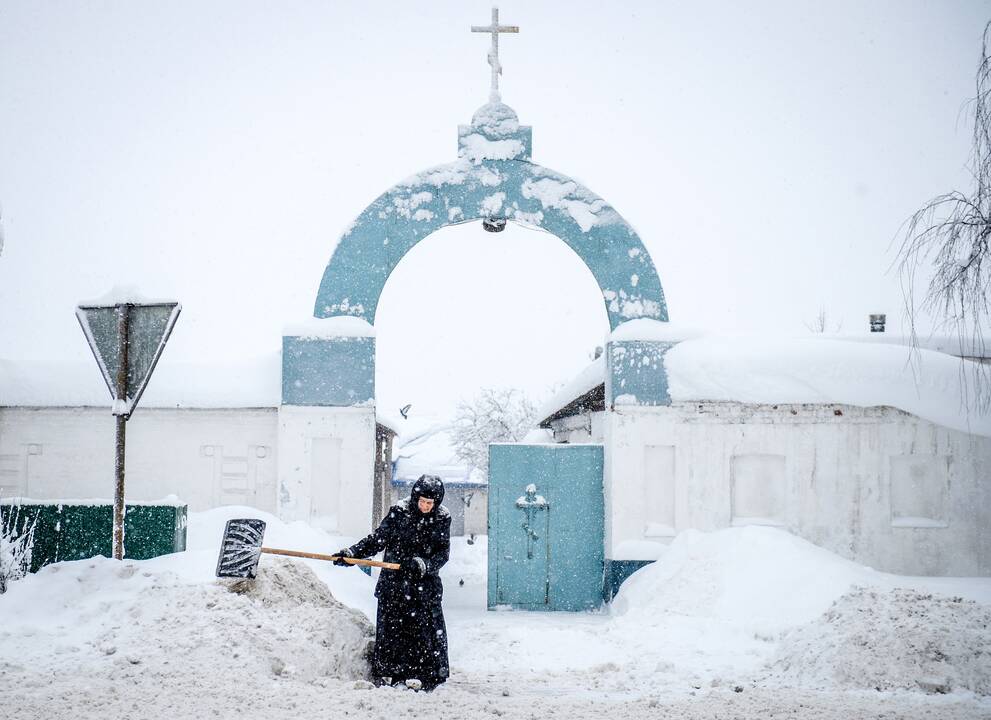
[471,7,519,103]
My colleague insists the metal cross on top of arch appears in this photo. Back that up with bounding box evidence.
[471,7,519,104]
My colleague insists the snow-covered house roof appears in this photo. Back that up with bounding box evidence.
[390,418,484,489]
[536,355,605,427]
[0,355,283,409]
[0,354,401,436]
[538,324,991,437]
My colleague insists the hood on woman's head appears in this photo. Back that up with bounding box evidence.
[411,474,445,507]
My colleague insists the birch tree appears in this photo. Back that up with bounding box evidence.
[896,21,991,408]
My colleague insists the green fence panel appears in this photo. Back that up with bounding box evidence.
[0,502,187,573]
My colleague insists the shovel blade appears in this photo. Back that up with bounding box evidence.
[216,518,267,578]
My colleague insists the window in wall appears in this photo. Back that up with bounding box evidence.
[310,437,343,531]
[0,453,23,497]
[889,455,950,528]
[731,454,787,526]
[643,444,676,537]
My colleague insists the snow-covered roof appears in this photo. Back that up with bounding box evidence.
[608,318,706,343]
[533,319,708,424]
[539,334,991,437]
[375,410,404,436]
[5,327,987,437]
[822,331,990,359]
[0,355,282,409]
[535,355,605,426]
[390,418,479,486]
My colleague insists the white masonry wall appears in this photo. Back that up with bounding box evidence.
[554,402,990,576]
[276,405,376,539]
[0,407,279,512]
[545,411,606,445]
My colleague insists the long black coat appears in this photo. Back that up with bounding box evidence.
[347,499,451,684]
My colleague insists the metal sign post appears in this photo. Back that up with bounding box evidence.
[76,300,181,560]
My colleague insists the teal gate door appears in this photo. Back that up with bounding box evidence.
[488,444,604,611]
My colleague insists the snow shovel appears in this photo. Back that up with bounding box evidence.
[215,518,401,579]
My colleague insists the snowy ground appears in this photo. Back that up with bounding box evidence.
[1,507,989,719]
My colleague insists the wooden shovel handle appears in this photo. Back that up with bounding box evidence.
[260,546,401,570]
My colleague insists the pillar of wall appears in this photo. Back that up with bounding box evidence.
[279,331,377,537]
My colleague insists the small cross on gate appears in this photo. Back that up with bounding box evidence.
[471,7,519,103]
[515,483,548,559]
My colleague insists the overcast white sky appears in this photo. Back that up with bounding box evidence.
[1,1,989,417]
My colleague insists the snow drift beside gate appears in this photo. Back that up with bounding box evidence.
[610,526,991,695]
[609,526,877,633]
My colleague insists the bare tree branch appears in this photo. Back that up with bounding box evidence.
[0,503,37,594]
[451,387,537,483]
[895,20,991,412]
[804,306,842,334]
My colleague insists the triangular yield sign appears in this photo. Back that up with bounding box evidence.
[75,302,181,416]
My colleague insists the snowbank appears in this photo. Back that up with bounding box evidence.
[609,526,991,698]
[610,526,875,634]
[769,587,991,695]
[2,511,991,718]
[0,554,374,691]
[184,505,379,616]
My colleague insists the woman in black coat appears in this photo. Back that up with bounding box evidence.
[335,474,451,691]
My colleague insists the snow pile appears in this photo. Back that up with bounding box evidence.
[223,558,376,680]
[609,526,991,697]
[611,526,875,634]
[769,587,991,695]
[0,554,374,690]
[3,510,991,718]
[184,506,378,616]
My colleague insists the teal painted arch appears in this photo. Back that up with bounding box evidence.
[315,158,668,331]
